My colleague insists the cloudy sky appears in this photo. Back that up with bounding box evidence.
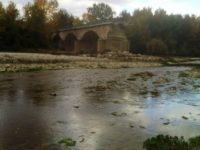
[2,0,200,17]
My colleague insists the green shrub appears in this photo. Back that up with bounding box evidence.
[189,136,200,148]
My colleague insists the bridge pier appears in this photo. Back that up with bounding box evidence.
[97,39,106,53]
[74,40,80,54]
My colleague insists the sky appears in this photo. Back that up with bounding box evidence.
[2,0,200,17]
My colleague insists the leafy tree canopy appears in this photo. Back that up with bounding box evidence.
[82,3,115,23]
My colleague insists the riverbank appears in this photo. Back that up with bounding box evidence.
[0,52,162,72]
[0,52,199,72]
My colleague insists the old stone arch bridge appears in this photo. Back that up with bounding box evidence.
[52,22,129,54]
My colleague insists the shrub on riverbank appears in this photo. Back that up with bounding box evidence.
[143,135,200,150]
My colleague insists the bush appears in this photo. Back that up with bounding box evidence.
[143,134,200,150]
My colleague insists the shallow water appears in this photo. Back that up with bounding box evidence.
[0,67,199,150]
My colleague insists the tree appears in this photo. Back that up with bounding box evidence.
[34,0,58,20]
[127,8,153,53]
[82,3,115,23]
[0,2,5,29]
[23,0,59,48]
[0,2,5,48]
[0,2,4,17]
[73,17,84,26]
[119,10,131,23]
[23,2,47,48]
[51,9,74,29]
[5,1,19,21]
[147,38,168,55]
[24,2,46,32]
[0,1,21,50]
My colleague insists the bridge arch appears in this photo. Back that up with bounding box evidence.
[78,29,102,40]
[64,33,77,53]
[80,31,99,54]
[52,34,61,48]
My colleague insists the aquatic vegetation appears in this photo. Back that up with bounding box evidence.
[112,100,122,104]
[151,90,160,97]
[139,125,146,129]
[50,93,57,96]
[85,85,111,92]
[127,77,137,81]
[129,123,134,128]
[193,85,200,89]
[111,99,128,104]
[58,138,76,148]
[179,68,200,79]
[127,71,154,81]
[143,135,200,150]
[166,86,177,95]
[191,67,200,78]
[111,112,127,117]
[153,77,170,85]
[163,122,170,125]
[56,121,67,124]
[179,72,190,78]
[73,105,80,109]
[182,116,188,120]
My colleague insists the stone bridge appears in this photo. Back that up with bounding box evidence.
[51,22,129,54]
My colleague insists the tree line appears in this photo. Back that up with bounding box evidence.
[0,0,200,56]
[0,0,75,50]
[121,8,200,56]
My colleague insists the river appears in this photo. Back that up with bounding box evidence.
[0,67,199,150]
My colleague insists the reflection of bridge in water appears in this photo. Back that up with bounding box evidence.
[52,22,129,55]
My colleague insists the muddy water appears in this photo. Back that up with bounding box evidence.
[0,67,199,150]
